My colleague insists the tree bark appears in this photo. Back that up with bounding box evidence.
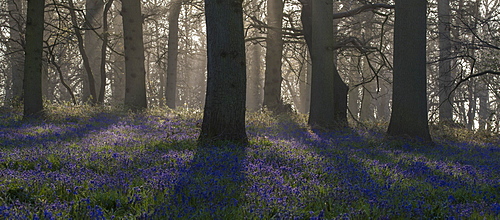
[68,0,98,105]
[98,0,113,104]
[387,0,432,141]
[246,39,263,112]
[7,0,24,105]
[348,86,359,120]
[110,1,125,106]
[303,0,348,129]
[199,0,247,145]
[262,0,284,112]
[23,0,45,118]
[165,0,182,109]
[122,0,147,110]
[360,60,375,121]
[81,0,104,103]
[298,53,310,114]
[438,0,454,122]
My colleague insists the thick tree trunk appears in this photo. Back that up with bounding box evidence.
[304,0,347,129]
[122,0,147,110]
[387,0,432,141]
[438,0,454,123]
[263,0,284,112]
[7,0,24,105]
[199,0,247,145]
[165,0,182,109]
[23,0,45,118]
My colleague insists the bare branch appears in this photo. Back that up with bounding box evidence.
[332,3,395,19]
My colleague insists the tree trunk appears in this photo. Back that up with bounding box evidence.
[467,80,475,129]
[262,0,284,112]
[298,53,310,114]
[246,39,263,112]
[23,0,45,118]
[348,86,359,120]
[98,0,113,104]
[387,0,432,142]
[303,0,347,129]
[81,0,104,103]
[473,0,489,130]
[199,0,247,145]
[68,0,98,105]
[438,0,454,123]
[122,0,147,110]
[110,1,125,106]
[7,0,24,105]
[165,0,182,109]
[377,81,390,121]
[360,59,375,121]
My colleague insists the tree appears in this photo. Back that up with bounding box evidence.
[262,0,284,112]
[68,0,98,105]
[165,0,182,109]
[199,0,248,145]
[82,0,104,103]
[438,0,453,122]
[99,0,114,104]
[23,0,45,118]
[301,0,348,129]
[122,0,147,110]
[387,0,432,141]
[6,0,24,105]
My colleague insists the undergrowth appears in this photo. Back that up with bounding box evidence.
[0,104,498,219]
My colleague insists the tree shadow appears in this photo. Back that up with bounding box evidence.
[0,111,124,148]
[158,144,247,219]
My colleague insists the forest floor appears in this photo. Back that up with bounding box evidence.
[0,104,499,219]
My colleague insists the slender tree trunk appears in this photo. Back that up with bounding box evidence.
[387,0,432,141]
[438,0,454,122]
[23,0,45,118]
[472,0,489,129]
[110,1,125,106]
[82,0,104,103]
[467,80,476,129]
[7,0,24,105]
[98,0,113,104]
[246,39,263,112]
[348,86,359,120]
[263,0,284,112]
[377,81,390,121]
[122,0,147,110]
[166,0,182,109]
[199,0,247,145]
[360,60,375,121]
[68,0,98,104]
[41,61,49,100]
[298,52,310,114]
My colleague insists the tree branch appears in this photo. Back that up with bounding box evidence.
[451,70,500,96]
[332,3,395,19]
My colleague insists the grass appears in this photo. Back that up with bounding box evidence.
[0,104,499,219]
